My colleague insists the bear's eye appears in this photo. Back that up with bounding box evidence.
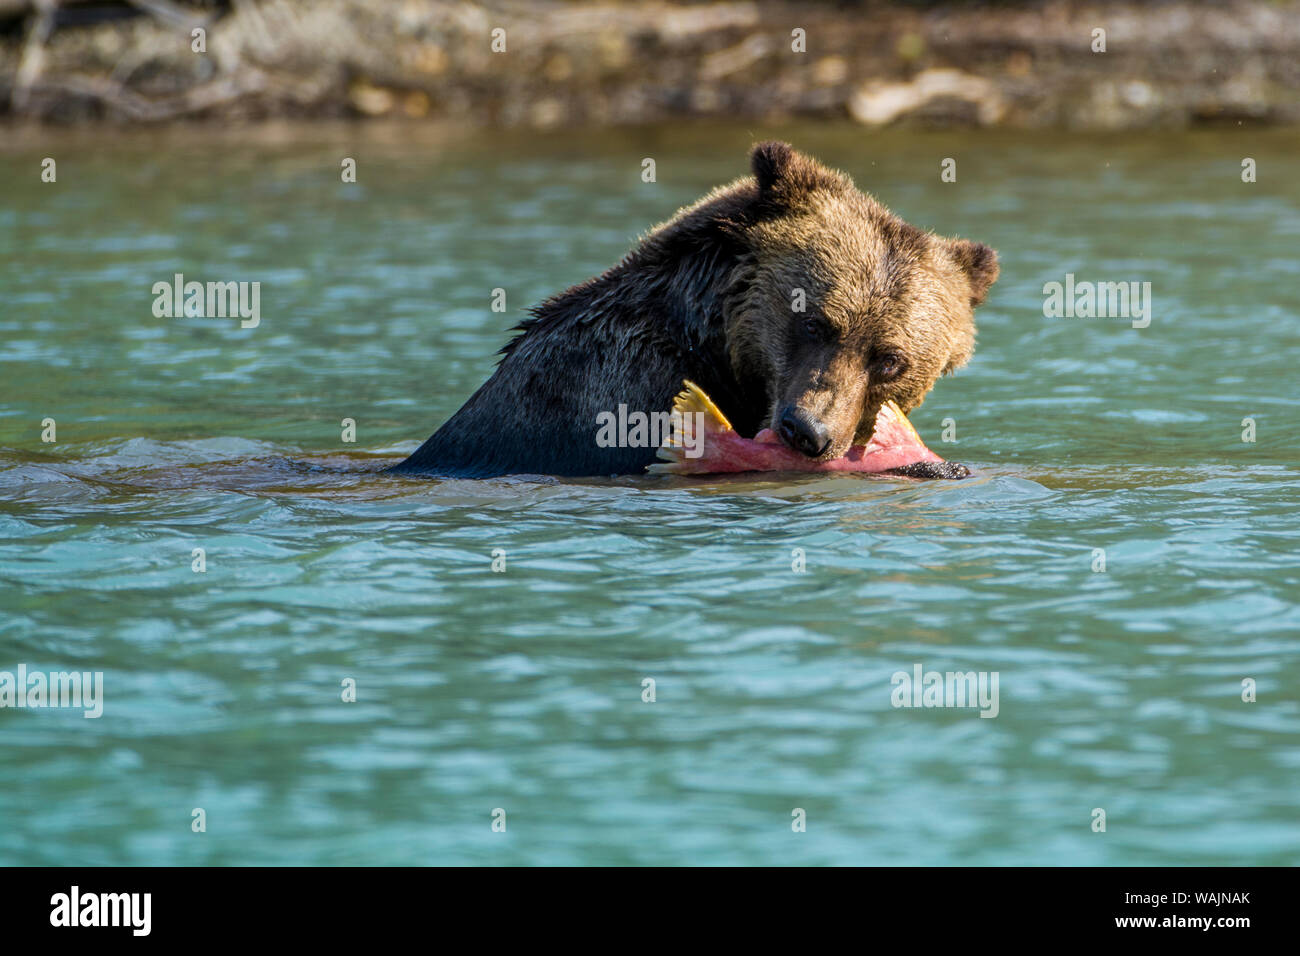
[799,317,830,342]
[872,350,907,381]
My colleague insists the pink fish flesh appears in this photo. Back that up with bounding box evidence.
[648,381,969,479]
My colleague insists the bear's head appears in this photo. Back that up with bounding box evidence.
[719,142,998,460]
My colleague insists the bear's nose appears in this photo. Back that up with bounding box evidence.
[777,407,833,458]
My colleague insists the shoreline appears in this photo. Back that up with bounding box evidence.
[1,0,1298,130]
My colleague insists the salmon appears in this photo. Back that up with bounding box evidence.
[649,381,969,479]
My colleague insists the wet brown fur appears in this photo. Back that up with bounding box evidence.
[394,142,998,477]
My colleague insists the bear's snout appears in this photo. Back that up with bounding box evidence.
[777,406,833,458]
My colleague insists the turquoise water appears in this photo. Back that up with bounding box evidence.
[1,123,1297,865]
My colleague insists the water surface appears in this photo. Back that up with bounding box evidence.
[1,122,1297,865]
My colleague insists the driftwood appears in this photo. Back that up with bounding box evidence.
[11,0,55,111]
[21,67,265,120]
[0,0,216,17]
[6,0,224,118]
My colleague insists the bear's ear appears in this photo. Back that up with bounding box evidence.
[945,239,999,306]
[751,141,797,194]
[749,141,841,207]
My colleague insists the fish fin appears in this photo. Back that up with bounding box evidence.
[648,442,689,474]
[648,380,731,474]
[879,400,923,442]
[672,380,734,432]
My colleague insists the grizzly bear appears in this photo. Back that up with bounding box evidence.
[392,142,998,478]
